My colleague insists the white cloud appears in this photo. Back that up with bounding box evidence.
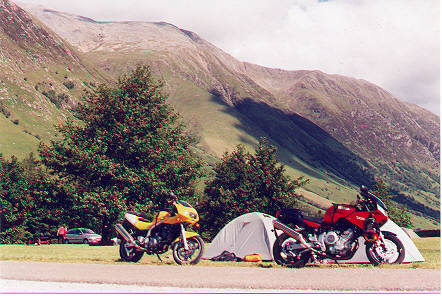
[17,0,440,114]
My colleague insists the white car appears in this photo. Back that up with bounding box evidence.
[64,228,102,245]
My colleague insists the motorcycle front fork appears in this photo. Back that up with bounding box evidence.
[375,232,387,250]
[180,224,189,250]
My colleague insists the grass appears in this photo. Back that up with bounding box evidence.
[0,237,439,269]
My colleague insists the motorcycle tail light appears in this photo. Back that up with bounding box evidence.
[276,210,280,217]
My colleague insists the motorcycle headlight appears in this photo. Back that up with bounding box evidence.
[182,211,197,220]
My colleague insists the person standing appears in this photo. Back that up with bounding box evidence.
[57,225,67,244]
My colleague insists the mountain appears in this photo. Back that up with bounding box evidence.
[5,1,440,227]
[0,0,109,157]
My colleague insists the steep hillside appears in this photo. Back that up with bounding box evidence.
[15,2,441,226]
[0,0,108,157]
[244,64,440,165]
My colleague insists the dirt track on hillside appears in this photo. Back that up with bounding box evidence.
[0,261,440,292]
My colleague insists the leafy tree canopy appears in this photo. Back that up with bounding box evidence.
[39,65,201,242]
[0,153,62,243]
[199,138,308,238]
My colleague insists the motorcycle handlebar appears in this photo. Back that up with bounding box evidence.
[168,192,179,203]
[358,185,388,211]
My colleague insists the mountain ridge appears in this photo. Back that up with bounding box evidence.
[2,0,439,227]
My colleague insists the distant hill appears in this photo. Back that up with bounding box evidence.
[2,1,439,227]
[0,0,109,157]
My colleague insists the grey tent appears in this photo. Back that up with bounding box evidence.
[204,212,424,263]
[203,212,276,261]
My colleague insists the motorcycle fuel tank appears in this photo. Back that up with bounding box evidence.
[323,204,356,224]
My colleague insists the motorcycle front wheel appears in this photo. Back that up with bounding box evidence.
[119,240,144,262]
[172,236,204,265]
[365,233,405,265]
[272,233,311,268]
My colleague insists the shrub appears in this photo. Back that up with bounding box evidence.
[0,226,31,244]
[63,81,75,90]
[42,90,56,99]
[0,102,11,118]
[42,91,69,108]
[57,93,69,104]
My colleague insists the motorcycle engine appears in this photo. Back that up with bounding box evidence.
[144,225,171,254]
[319,228,355,256]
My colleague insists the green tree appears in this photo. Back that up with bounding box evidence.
[39,65,201,243]
[199,138,308,238]
[372,179,413,228]
[0,154,32,243]
[0,153,65,243]
[21,153,67,238]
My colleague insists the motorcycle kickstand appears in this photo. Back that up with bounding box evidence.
[156,254,163,262]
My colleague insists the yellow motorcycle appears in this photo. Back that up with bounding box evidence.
[115,193,204,265]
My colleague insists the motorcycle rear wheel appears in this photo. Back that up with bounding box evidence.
[365,233,405,265]
[273,233,311,268]
[119,240,144,262]
[172,236,204,265]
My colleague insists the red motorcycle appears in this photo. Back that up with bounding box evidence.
[272,186,405,267]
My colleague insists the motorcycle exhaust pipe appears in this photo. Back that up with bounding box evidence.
[273,220,322,255]
[115,223,146,251]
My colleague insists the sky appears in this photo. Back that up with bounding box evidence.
[17,0,440,115]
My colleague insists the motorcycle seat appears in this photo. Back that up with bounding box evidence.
[128,211,150,219]
[303,215,322,226]
[134,218,154,230]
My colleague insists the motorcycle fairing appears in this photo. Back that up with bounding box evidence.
[322,204,388,230]
[345,211,388,230]
[164,201,199,225]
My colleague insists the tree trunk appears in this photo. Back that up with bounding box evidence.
[100,216,113,245]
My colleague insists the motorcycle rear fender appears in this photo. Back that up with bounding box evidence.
[173,231,200,243]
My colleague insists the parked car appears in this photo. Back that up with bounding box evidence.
[64,228,102,245]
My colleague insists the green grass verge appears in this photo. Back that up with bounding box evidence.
[0,237,439,269]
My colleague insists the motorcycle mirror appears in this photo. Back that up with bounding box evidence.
[169,192,177,201]
[360,185,368,193]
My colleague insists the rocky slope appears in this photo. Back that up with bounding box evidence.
[0,0,108,157]
[7,2,441,225]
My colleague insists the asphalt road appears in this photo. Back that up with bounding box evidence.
[0,261,440,293]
